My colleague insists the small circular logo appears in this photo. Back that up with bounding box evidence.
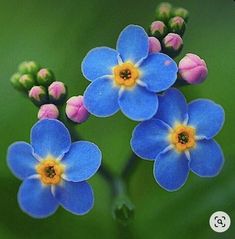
[209,211,231,233]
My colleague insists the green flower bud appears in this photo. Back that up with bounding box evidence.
[18,61,40,75]
[155,2,172,22]
[19,74,36,90]
[28,86,48,106]
[112,194,135,226]
[168,16,186,36]
[174,7,189,22]
[37,68,55,86]
[10,73,25,91]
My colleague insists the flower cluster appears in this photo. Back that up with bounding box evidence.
[7,2,225,222]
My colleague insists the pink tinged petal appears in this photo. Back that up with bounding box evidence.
[38,104,59,120]
[48,81,66,100]
[179,53,208,84]
[66,96,90,123]
[150,21,165,34]
[29,86,43,101]
[148,37,162,53]
[163,33,183,50]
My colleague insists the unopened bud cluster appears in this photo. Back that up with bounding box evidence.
[10,61,69,120]
[148,2,188,58]
[10,61,90,123]
[10,61,67,107]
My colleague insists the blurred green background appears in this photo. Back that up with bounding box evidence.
[0,0,234,238]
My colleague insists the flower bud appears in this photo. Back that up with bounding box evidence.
[37,68,55,86]
[10,73,25,91]
[38,104,59,120]
[18,61,40,75]
[19,74,36,90]
[148,37,161,53]
[48,81,67,104]
[65,96,90,124]
[162,33,183,58]
[149,21,167,39]
[178,53,208,84]
[168,16,186,36]
[155,2,172,22]
[174,8,189,22]
[112,194,135,226]
[29,86,48,106]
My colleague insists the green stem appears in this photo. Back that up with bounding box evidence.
[111,177,135,225]
[98,164,114,188]
[121,152,140,181]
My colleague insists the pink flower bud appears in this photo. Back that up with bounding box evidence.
[148,37,161,53]
[28,86,47,106]
[48,81,67,104]
[178,53,208,84]
[66,96,90,124]
[38,104,59,120]
[150,21,167,39]
[168,16,185,35]
[163,33,183,50]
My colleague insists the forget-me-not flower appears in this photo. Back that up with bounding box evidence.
[82,25,178,121]
[7,119,102,218]
[131,88,224,191]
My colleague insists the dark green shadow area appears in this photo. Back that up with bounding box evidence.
[0,0,234,238]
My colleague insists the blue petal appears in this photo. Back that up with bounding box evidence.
[81,47,119,81]
[131,119,170,160]
[139,53,178,92]
[31,119,71,159]
[18,177,58,218]
[118,85,158,121]
[187,99,225,139]
[116,25,149,64]
[189,139,224,177]
[154,149,189,191]
[62,141,102,182]
[84,77,120,117]
[54,180,94,215]
[154,88,188,127]
[7,142,38,180]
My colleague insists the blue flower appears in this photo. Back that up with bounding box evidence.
[7,119,102,218]
[131,88,225,191]
[82,25,178,121]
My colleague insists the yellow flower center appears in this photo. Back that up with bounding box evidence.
[113,62,140,87]
[170,125,196,152]
[36,156,64,185]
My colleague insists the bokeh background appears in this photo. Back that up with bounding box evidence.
[0,0,234,238]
